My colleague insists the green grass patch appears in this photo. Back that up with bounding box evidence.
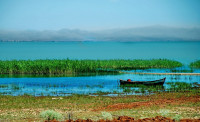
[0,92,199,121]
[0,95,143,110]
[121,82,200,95]
[0,59,183,75]
[190,60,200,68]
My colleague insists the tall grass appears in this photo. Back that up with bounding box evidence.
[190,60,200,68]
[0,59,182,75]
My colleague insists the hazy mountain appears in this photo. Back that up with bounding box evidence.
[0,26,200,41]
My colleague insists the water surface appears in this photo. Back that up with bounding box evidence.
[0,41,199,64]
[0,74,199,96]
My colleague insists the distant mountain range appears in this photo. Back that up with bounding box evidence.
[0,26,200,41]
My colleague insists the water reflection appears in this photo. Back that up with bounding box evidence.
[0,73,199,96]
[126,66,200,73]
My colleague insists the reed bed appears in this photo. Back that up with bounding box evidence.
[0,59,183,75]
[190,60,200,68]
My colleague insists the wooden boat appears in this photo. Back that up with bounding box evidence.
[119,77,166,86]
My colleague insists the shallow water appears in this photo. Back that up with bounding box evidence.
[0,73,199,96]
[127,66,200,73]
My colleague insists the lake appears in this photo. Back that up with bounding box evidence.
[0,41,200,64]
[0,41,200,96]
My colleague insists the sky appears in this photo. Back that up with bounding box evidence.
[0,0,200,31]
[0,0,200,41]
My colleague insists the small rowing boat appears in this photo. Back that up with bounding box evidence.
[119,77,166,86]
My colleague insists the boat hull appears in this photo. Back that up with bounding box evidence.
[119,77,166,86]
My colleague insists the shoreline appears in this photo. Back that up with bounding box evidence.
[120,71,200,75]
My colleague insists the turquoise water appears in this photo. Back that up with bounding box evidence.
[0,74,199,96]
[0,41,200,64]
[0,41,200,96]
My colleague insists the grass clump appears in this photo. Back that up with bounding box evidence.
[101,111,113,120]
[166,82,195,92]
[159,109,170,117]
[0,59,182,75]
[190,60,200,68]
[173,114,182,121]
[40,110,63,121]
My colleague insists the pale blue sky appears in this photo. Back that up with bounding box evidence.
[0,0,200,31]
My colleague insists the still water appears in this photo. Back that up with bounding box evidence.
[0,41,200,64]
[0,41,200,96]
[0,74,199,96]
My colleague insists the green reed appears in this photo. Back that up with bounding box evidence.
[190,60,200,68]
[120,82,200,95]
[0,59,183,75]
[166,82,198,93]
